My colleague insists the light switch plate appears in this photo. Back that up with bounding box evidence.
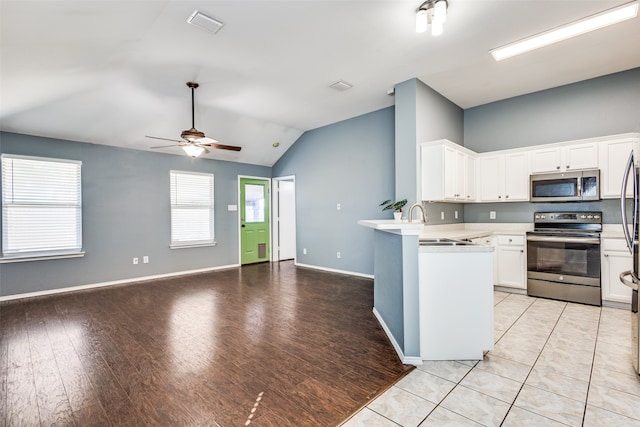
[228,205,238,211]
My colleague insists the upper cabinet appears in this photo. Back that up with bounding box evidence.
[530,142,598,173]
[599,136,640,199]
[478,152,529,202]
[421,140,476,202]
[419,133,639,204]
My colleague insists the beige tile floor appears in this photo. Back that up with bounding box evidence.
[342,292,640,427]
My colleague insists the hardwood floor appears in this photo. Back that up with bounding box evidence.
[0,261,411,426]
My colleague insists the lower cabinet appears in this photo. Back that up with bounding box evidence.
[496,235,526,290]
[471,235,497,285]
[602,238,633,305]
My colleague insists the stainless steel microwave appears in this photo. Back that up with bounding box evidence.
[530,169,600,202]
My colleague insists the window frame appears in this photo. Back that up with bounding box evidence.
[1,154,84,262]
[169,170,215,249]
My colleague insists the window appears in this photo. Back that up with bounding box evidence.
[170,170,214,248]
[1,154,82,259]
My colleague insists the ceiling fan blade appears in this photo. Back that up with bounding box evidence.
[150,144,183,149]
[146,135,183,143]
[209,143,242,152]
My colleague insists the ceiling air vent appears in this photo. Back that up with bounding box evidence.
[187,10,224,34]
[329,81,353,91]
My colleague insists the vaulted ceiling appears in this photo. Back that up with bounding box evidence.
[2,1,639,166]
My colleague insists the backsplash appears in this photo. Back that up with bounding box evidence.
[463,198,625,224]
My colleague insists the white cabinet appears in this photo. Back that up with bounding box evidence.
[478,152,529,202]
[602,238,633,305]
[421,141,476,202]
[471,235,497,285]
[530,143,598,173]
[496,235,526,290]
[599,136,640,198]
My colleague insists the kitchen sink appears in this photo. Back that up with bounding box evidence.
[419,238,476,246]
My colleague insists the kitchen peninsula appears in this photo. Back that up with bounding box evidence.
[358,220,494,365]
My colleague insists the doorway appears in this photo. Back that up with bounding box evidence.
[240,177,270,264]
[272,176,296,261]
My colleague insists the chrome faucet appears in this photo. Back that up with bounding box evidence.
[408,203,428,223]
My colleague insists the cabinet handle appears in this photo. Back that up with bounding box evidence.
[566,165,570,169]
[505,195,509,199]
[498,195,502,199]
[509,239,513,243]
[556,166,560,170]
[520,250,524,253]
[604,254,609,257]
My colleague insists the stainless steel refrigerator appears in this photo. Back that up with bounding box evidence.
[619,150,640,374]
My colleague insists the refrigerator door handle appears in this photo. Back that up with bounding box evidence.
[620,270,639,291]
[621,151,636,253]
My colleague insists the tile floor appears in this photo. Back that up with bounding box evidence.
[341,292,640,426]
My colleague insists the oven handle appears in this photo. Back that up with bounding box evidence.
[620,270,639,291]
[526,235,600,244]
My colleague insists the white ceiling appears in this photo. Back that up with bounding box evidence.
[1,0,639,166]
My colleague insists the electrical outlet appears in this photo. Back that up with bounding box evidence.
[455,210,459,219]
[337,251,341,259]
[303,248,307,255]
[337,203,341,210]
[143,256,149,264]
[441,211,445,220]
[490,211,497,220]
[133,257,139,265]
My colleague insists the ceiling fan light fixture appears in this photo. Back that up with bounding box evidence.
[182,145,205,158]
[490,0,639,61]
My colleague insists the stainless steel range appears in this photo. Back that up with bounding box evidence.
[526,211,602,306]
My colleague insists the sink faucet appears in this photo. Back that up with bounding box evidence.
[408,203,428,223]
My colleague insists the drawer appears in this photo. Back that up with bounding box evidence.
[603,238,631,252]
[497,235,525,246]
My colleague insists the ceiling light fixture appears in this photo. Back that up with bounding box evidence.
[182,145,205,158]
[416,0,448,36]
[490,0,639,61]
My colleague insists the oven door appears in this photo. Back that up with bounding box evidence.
[527,234,601,284]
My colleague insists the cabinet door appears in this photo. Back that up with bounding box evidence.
[531,147,561,173]
[454,149,466,200]
[602,251,633,304]
[600,138,640,198]
[443,146,457,200]
[478,155,503,202]
[497,246,526,289]
[503,152,529,201]
[465,155,476,201]
[565,143,598,170]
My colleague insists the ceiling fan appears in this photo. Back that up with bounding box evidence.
[147,82,241,157]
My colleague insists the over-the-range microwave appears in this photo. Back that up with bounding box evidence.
[530,169,600,202]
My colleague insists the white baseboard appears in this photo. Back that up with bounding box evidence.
[0,264,240,302]
[294,262,374,279]
[372,307,422,366]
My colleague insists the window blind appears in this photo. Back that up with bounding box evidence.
[170,170,214,247]
[1,154,82,258]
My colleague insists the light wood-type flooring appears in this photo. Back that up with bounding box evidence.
[0,261,412,426]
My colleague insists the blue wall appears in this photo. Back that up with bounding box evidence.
[464,67,640,223]
[272,107,395,276]
[0,132,270,297]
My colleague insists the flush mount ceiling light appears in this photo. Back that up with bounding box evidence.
[416,0,448,36]
[187,10,225,34]
[490,0,639,61]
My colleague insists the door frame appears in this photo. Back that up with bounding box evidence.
[237,175,272,265]
[272,175,297,262]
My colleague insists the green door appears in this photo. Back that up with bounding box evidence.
[240,178,270,264]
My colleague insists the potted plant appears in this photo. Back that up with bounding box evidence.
[380,198,407,221]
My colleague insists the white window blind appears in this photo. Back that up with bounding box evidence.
[1,154,82,258]
[170,170,214,247]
